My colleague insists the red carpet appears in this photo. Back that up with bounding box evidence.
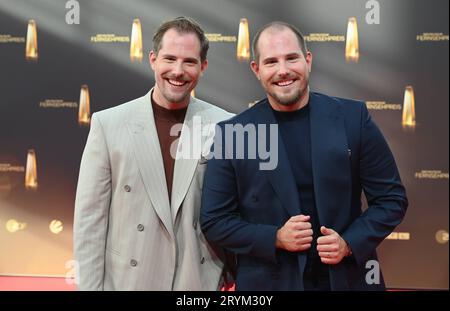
[0,276,75,291]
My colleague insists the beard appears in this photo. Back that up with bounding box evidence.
[266,75,309,107]
[268,82,309,106]
[268,88,302,106]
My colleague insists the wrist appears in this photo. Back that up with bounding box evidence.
[275,229,284,249]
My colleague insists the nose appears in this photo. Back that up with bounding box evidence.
[277,61,289,78]
[172,61,184,77]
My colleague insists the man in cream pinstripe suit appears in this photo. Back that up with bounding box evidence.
[74,17,233,290]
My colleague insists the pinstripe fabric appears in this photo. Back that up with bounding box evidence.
[74,90,234,290]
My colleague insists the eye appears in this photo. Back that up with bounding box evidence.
[264,59,277,65]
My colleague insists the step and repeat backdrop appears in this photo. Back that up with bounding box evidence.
[0,0,448,289]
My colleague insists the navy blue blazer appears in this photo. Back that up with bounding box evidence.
[201,92,408,290]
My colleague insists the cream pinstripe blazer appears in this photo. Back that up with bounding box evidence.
[74,90,233,290]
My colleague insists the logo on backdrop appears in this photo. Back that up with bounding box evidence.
[416,33,449,42]
[205,33,237,42]
[0,34,25,43]
[345,17,359,62]
[49,220,64,234]
[304,33,345,42]
[25,149,38,190]
[39,99,78,108]
[5,219,27,233]
[25,20,38,61]
[365,86,417,129]
[435,230,449,244]
[415,170,449,179]
[365,101,402,111]
[386,232,410,241]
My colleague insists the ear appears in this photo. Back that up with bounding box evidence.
[200,59,208,76]
[149,51,157,71]
[305,51,313,73]
[250,61,260,80]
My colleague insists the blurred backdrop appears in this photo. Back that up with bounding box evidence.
[0,0,448,289]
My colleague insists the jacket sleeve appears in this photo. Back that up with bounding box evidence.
[74,113,112,290]
[200,124,278,263]
[342,104,408,266]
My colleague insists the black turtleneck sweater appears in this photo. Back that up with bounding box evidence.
[272,103,330,289]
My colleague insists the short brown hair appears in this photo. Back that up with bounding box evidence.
[252,21,308,64]
[152,16,209,62]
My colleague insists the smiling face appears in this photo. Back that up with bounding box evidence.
[150,28,207,109]
[251,27,312,111]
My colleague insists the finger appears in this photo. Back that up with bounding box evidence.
[320,257,339,265]
[294,229,313,238]
[292,222,312,230]
[290,243,311,252]
[317,244,339,252]
[317,235,339,245]
[290,215,310,223]
[299,243,311,251]
[295,236,313,244]
[320,226,336,236]
[319,251,338,259]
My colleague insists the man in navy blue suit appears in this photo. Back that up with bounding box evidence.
[200,21,408,290]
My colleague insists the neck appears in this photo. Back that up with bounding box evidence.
[152,86,190,110]
[268,87,310,112]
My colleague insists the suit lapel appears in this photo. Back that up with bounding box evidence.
[257,101,302,217]
[127,90,174,238]
[171,97,207,221]
[256,100,306,288]
[309,93,351,229]
[309,94,351,290]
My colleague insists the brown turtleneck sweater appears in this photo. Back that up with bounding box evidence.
[151,96,188,202]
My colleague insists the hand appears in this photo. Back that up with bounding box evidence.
[317,226,350,265]
[276,215,313,252]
